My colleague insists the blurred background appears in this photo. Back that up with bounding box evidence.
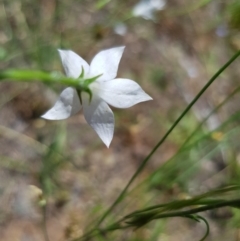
[1,0,240,240]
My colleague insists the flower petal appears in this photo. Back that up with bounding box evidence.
[58,49,90,78]
[83,95,114,147]
[95,78,153,108]
[42,87,81,120]
[90,46,125,82]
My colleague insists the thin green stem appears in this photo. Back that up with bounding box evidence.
[0,69,100,95]
[196,216,210,241]
[151,198,240,220]
[0,69,83,86]
[94,50,240,227]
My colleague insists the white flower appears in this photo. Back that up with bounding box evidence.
[132,0,166,20]
[42,47,152,147]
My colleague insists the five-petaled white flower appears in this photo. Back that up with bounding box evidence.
[42,47,152,147]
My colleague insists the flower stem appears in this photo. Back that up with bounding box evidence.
[0,69,82,86]
[94,50,240,227]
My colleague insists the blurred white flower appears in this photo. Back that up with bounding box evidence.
[42,47,152,147]
[114,23,127,36]
[132,0,166,20]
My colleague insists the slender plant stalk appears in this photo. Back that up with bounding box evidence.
[0,70,101,96]
[146,198,240,220]
[196,216,209,241]
[0,70,83,86]
[94,50,240,228]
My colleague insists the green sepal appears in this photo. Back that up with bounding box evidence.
[76,87,93,105]
[84,74,102,87]
[79,66,85,78]
[85,88,93,103]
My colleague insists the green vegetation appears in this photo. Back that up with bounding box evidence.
[1,0,240,241]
